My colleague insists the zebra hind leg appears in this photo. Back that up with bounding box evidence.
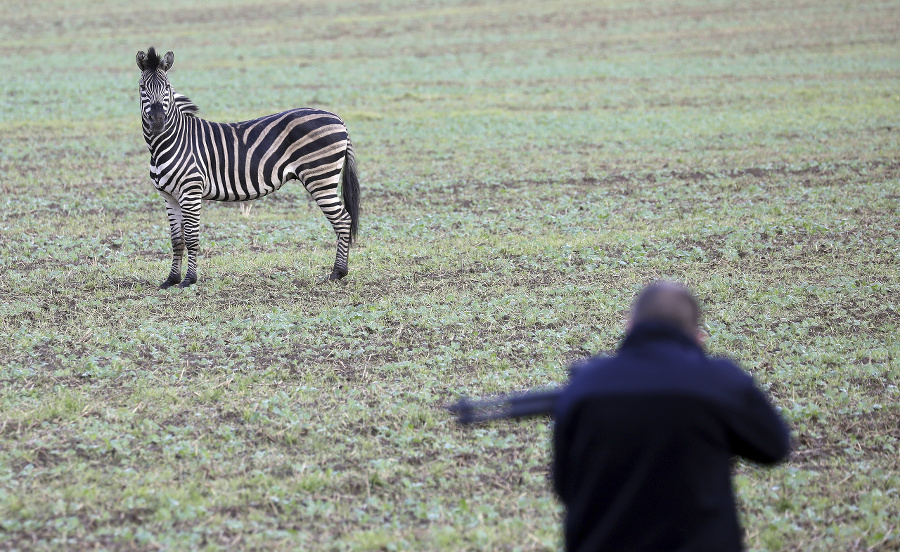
[330,232,351,281]
[303,174,353,281]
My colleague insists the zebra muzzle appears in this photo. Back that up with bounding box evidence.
[148,103,166,134]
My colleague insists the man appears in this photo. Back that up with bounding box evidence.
[552,281,791,552]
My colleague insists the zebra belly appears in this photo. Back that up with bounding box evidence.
[201,173,295,202]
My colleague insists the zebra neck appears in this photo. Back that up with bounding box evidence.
[144,112,189,153]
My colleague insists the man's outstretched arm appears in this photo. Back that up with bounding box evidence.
[728,382,792,464]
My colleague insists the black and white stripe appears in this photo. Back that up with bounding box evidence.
[136,47,360,288]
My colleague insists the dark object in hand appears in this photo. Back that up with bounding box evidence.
[448,389,562,425]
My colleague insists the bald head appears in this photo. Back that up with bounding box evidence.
[629,281,701,338]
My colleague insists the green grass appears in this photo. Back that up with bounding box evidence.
[1,0,899,550]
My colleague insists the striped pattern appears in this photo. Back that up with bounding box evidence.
[136,48,359,288]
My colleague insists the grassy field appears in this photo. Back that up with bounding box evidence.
[1,0,899,550]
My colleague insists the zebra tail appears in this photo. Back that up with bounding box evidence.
[342,138,361,244]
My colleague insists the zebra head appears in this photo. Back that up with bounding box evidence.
[136,47,175,139]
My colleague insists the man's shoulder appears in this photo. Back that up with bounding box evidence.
[569,354,615,378]
[560,348,755,410]
[705,356,756,387]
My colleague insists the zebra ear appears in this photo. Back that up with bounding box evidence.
[136,50,147,71]
[161,51,174,72]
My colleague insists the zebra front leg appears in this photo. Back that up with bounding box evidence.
[178,189,203,288]
[160,193,185,289]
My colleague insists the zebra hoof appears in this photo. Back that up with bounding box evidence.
[159,276,181,289]
[178,276,197,288]
[328,269,347,281]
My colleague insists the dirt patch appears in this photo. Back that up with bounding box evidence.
[794,407,900,465]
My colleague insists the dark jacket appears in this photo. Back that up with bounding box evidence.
[552,323,791,552]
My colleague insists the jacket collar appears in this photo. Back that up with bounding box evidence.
[619,322,703,353]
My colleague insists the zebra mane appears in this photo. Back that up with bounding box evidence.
[173,93,199,117]
[145,47,162,70]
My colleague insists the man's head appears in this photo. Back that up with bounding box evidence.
[628,281,702,343]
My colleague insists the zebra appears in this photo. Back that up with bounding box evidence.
[135,47,360,288]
